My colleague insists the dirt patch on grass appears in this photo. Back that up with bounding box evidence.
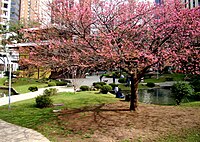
[52,101,200,142]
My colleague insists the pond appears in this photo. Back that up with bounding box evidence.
[122,88,176,105]
[138,88,175,105]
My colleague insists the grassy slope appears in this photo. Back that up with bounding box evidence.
[0,78,48,94]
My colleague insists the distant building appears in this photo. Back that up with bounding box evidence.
[183,0,200,9]
[20,0,52,26]
[0,0,12,30]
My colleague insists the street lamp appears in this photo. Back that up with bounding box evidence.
[7,52,12,109]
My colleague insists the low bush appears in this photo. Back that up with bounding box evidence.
[48,82,56,87]
[43,88,58,96]
[80,85,90,91]
[146,82,155,88]
[189,75,200,92]
[109,83,118,90]
[28,86,38,92]
[101,85,112,94]
[189,92,200,101]
[94,84,102,90]
[171,82,193,105]
[118,78,126,83]
[55,81,68,86]
[35,95,53,108]
[93,82,106,86]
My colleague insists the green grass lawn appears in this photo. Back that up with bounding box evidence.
[144,73,186,83]
[0,77,48,94]
[0,91,117,138]
[0,91,199,141]
[157,128,200,142]
[180,101,200,107]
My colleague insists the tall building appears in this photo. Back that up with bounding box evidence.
[10,0,20,23]
[20,0,52,27]
[0,0,12,30]
[184,0,200,9]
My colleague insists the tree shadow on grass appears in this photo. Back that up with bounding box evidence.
[56,102,137,133]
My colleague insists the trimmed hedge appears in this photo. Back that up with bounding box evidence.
[48,82,56,87]
[101,85,112,94]
[28,86,38,92]
[80,85,90,91]
[146,82,155,88]
[93,82,106,86]
[118,78,126,83]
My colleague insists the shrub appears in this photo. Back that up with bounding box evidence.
[146,82,155,88]
[43,88,58,96]
[109,83,118,90]
[118,78,126,83]
[171,82,193,105]
[189,92,200,101]
[28,86,38,92]
[55,81,68,86]
[189,75,200,92]
[165,77,174,81]
[48,82,56,87]
[101,85,112,94]
[35,95,53,108]
[94,84,102,90]
[80,85,90,91]
[93,82,106,86]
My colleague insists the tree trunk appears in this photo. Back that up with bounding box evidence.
[130,74,139,111]
[37,67,40,79]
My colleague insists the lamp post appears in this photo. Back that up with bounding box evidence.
[7,53,12,109]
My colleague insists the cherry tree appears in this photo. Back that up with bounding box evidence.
[20,0,200,111]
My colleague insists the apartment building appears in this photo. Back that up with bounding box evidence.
[184,0,200,8]
[20,0,52,26]
[0,0,11,30]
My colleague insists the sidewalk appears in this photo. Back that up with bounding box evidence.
[0,86,74,106]
[0,86,74,142]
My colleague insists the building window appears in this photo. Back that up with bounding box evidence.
[4,3,8,8]
[155,0,162,4]
[189,0,191,8]
[3,11,8,16]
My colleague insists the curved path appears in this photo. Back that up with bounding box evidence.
[0,86,75,142]
[0,120,50,142]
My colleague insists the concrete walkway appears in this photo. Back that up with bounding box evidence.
[0,86,75,142]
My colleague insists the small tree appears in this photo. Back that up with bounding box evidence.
[171,82,193,105]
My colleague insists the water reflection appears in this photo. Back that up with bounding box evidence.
[122,88,176,105]
[138,88,175,105]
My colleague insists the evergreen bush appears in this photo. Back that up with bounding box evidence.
[35,95,53,108]
[101,85,112,94]
[48,82,56,87]
[28,86,38,92]
[146,82,155,87]
[171,82,193,105]
[118,78,126,83]
[43,88,58,96]
[80,85,90,91]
